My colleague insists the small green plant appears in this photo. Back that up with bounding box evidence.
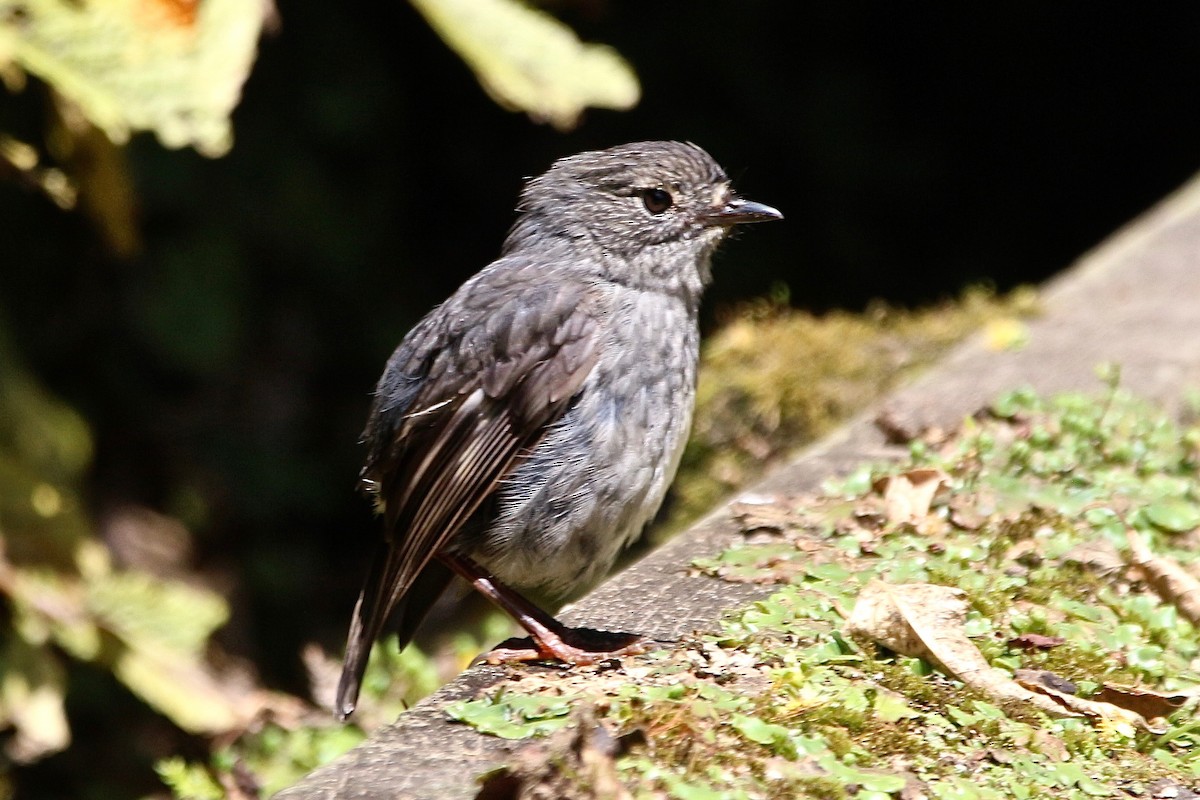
[448,382,1200,798]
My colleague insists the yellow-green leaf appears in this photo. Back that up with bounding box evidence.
[86,570,241,732]
[111,645,242,733]
[87,570,228,654]
[0,636,69,763]
[410,0,639,130]
[0,0,266,156]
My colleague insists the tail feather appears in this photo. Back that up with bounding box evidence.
[335,550,452,720]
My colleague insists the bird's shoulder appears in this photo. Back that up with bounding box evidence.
[363,255,603,466]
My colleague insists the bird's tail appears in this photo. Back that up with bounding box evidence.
[335,548,452,720]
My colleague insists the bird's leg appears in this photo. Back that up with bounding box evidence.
[439,553,653,665]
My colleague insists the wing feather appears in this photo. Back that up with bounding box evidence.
[336,280,600,717]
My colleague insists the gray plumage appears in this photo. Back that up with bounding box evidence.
[337,141,781,719]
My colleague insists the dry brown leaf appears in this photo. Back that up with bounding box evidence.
[1126,528,1200,626]
[102,504,194,577]
[873,408,953,449]
[839,501,889,537]
[947,496,987,531]
[845,581,1076,718]
[1093,683,1189,730]
[1006,633,1065,651]
[874,408,919,445]
[301,643,341,714]
[761,755,829,782]
[1031,730,1069,762]
[1001,540,1040,568]
[1061,540,1124,575]
[1013,669,1163,734]
[872,469,950,525]
[729,498,794,534]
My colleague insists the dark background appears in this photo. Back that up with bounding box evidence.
[3,1,1199,702]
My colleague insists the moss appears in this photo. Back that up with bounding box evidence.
[662,286,1038,537]
[794,776,851,798]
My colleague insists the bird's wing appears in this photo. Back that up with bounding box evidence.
[336,276,599,717]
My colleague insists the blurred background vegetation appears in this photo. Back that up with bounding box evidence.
[1,1,1198,797]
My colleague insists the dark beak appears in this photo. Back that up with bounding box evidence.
[701,196,783,227]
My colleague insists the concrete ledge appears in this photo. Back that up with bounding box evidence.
[278,175,1200,800]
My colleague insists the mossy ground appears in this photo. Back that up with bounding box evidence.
[441,380,1200,798]
[169,379,1200,797]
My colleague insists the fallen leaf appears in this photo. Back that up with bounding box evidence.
[844,581,1075,718]
[851,501,889,533]
[761,755,828,783]
[1126,528,1200,626]
[984,748,1013,764]
[1002,540,1042,567]
[302,643,341,713]
[872,469,949,525]
[1013,668,1161,734]
[729,499,794,535]
[947,495,987,531]
[1030,729,1069,762]
[1007,633,1065,651]
[1093,683,1189,726]
[1147,778,1200,800]
[1061,540,1124,575]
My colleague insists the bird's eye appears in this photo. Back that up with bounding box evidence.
[641,188,673,214]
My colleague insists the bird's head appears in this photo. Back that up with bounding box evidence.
[505,141,781,297]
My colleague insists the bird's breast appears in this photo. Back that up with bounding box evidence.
[469,287,700,597]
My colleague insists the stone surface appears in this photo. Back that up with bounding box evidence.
[278,177,1200,800]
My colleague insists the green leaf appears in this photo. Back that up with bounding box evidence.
[1145,499,1200,533]
[409,0,639,130]
[445,693,573,739]
[991,388,1036,419]
[204,723,366,797]
[873,690,919,722]
[0,346,93,482]
[946,706,978,727]
[856,772,910,793]
[730,714,794,757]
[665,777,734,800]
[155,757,224,800]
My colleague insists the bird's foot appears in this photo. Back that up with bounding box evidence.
[480,627,654,666]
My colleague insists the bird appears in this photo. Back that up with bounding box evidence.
[336,141,781,719]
